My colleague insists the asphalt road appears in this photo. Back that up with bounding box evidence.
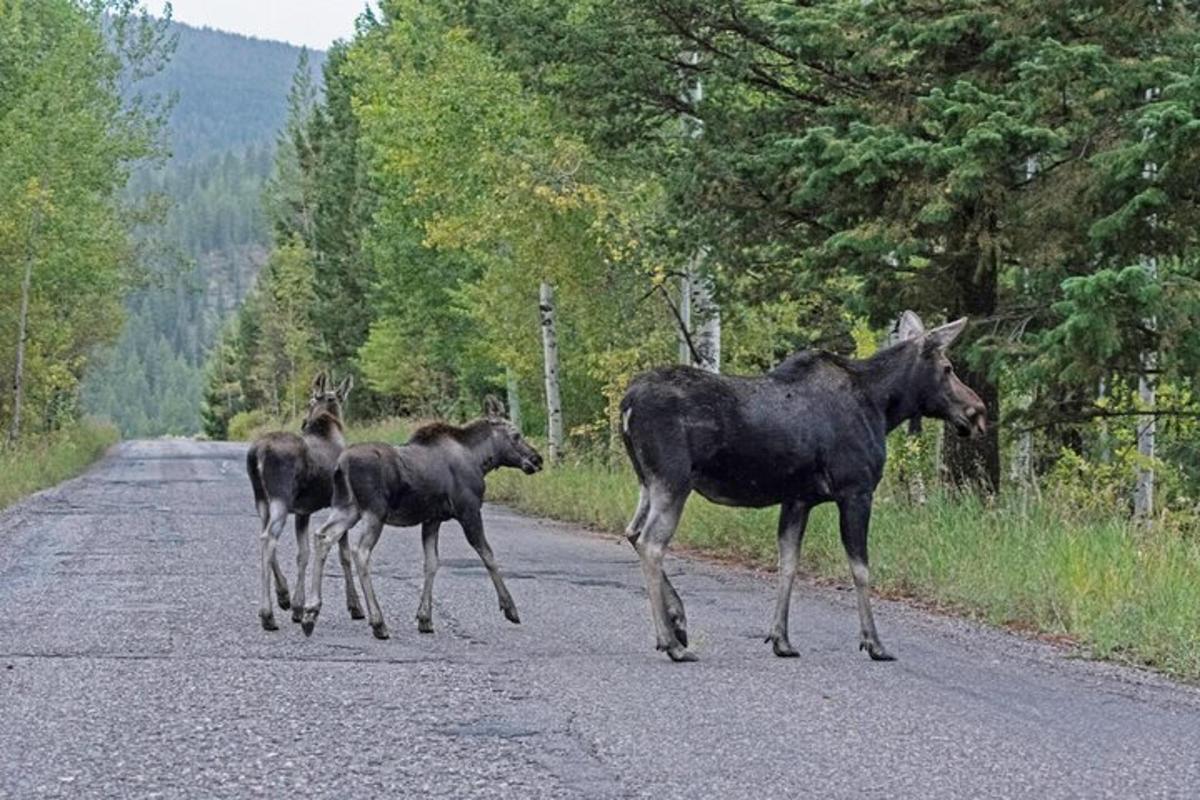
[1,440,1199,799]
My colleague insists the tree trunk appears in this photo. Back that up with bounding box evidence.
[942,247,1001,492]
[1134,87,1160,523]
[690,257,721,374]
[505,366,522,434]
[677,270,692,366]
[9,248,34,445]
[538,282,563,462]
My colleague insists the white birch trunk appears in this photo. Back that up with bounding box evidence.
[1135,86,1160,522]
[505,366,522,434]
[539,282,563,463]
[677,270,692,366]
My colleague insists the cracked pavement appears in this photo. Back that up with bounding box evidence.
[1,440,1198,798]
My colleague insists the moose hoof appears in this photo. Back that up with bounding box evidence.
[767,635,799,658]
[260,613,278,632]
[670,621,688,648]
[300,609,319,637]
[291,608,304,624]
[503,606,521,625]
[371,622,391,640]
[276,593,291,611]
[349,606,366,621]
[665,644,698,663]
[861,641,896,662]
[417,617,434,634]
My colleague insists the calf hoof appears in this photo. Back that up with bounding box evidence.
[260,612,278,632]
[291,608,304,624]
[670,620,688,648]
[349,606,366,621]
[861,641,896,662]
[300,609,319,637]
[276,593,291,611]
[371,622,391,640]
[766,634,799,658]
[502,606,521,625]
[665,644,698,663]
[417,617,434,634]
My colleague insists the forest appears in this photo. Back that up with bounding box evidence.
[209,0,1200,525]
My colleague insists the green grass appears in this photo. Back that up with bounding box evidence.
[0,421,119,511]
[489,458,1200,680]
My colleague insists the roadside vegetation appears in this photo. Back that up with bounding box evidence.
[0,422,118,511]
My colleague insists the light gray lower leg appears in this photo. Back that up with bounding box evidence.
[625,485,650,544]
[768,501,810,658]
[838,494,893,661]
[301,507,357,636]
[338,535,364,619]
[637,488,692,661]
[416,521,440,633]
[352,515,389,640]
[259,503,288,630]
[461,511,519,624]
[291,514,310,623]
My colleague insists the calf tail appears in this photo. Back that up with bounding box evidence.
[246,445,266,505]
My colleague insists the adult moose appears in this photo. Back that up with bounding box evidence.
[301,397,543,640]
[246,372,359,631]
[621,312,987,662]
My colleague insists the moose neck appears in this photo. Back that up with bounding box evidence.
[303,413,345,447]
[858,343,923,433]
[465,428,504,474]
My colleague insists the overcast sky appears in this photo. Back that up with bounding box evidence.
[160,1,375,50]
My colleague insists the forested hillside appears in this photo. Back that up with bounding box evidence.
[212,0,1200,524]
[82,21,322,437]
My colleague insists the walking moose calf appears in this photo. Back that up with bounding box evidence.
[301,398,543,640]
[246,372,360,631]
[621,312,987,662]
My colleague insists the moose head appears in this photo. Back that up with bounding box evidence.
[482,394,543,475]
[894,311,987,439]
[306,371,353,427]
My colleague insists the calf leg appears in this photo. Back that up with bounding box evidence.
[635,486,692,662]
[290,514,311,623]
[352,513,389,639]
[301,504,360,636]
[627,483,687,646]
[460,509,520,624]
[837,492,894,661]
[259,500,289,631]
[415,521,441,633]
[338,535,365,620]
[766,500,810,658]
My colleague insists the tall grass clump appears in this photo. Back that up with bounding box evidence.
[0,422,119,510]
[490,455,1200,679]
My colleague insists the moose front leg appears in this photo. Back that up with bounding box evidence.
[837,492,894,661]
[301,505,359,637]
[767,499,810,658]
[460,509,520,624]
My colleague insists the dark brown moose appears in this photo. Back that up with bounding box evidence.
[620,311,987,662]
[301,397,543,640]
[246,372,358,631]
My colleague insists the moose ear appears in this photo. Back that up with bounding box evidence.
[927,317,968,351]
[483,394,506,420]
[336,375,354,400]
[311,371,328,395]
[895,310,925,342]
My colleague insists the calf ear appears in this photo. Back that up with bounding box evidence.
[336,375,354,400]
[895,310,925,342]
[311,371,328,396]
[927,317,968,350]
[483,394,506,420]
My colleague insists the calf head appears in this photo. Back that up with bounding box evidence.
[483,395,544,474]
[306,372,354,426]
[895,311,987,439]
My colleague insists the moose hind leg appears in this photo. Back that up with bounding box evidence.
[636,486,693,662]
[767,500,810,658]
[338,534,364,620]
[259,501,289,630]
[624,485,650,545]
[301,505,359,636]
[837,493,894,662]
[416,521,441,633]
[290,514,311,623]
[460,510,520,625]
[352,513,389,640]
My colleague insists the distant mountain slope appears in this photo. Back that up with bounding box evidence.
[83,22,323,437]
[147,22,325,161]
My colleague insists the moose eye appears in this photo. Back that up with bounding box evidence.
[943,365,953,376]
[513,433,522,442]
